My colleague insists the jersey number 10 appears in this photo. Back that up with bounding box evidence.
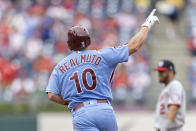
[70,68,97,93]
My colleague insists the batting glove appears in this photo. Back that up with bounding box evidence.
[142,9,160,30]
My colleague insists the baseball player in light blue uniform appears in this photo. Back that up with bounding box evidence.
[46,9,160,131]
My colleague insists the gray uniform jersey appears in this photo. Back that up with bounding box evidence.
[154,80,186,131]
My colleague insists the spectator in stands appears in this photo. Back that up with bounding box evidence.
[187,0,196,55]
[156,0,185,39]
[187,0,196,105]
[115,10,137,44]
[112,64,129,106]
[188,57,196,103]
[10,69,35,101]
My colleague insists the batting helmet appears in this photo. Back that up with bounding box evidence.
[67,26,91,51]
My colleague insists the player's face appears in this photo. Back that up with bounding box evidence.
[158,71,169,84]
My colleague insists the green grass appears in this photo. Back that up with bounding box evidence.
[0,102,69,114]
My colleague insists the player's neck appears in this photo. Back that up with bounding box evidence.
[165,77,174,86]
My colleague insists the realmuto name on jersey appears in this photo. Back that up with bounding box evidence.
[58,54,102,74]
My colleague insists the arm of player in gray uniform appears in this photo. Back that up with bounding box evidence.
[167,105,180,122]
[160,81,183,131]
[159,105,179,131]
[128,9,160,55]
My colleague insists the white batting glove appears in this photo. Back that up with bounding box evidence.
[142,9,160,30]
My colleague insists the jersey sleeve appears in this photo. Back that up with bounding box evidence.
[168,82,183,107]
[99,44,129,66]
[46,68,60,95]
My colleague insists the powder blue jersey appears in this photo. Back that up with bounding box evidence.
[46,45,129,109]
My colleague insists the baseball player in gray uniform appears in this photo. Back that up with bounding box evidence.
[154,60,186,131]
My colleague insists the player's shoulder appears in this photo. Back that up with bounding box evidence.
[104,44,128,50]
[85,49,98,54]
[168,80,184,91]
[55,50,99,66]
[98,44,128,53]
[170,80,182,86]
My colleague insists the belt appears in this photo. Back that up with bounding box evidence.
[157,126,182,131]
[73,99,108,111]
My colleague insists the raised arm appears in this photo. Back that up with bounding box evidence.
[128,9,160,55]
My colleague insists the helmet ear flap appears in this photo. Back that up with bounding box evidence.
[84,36,91,48]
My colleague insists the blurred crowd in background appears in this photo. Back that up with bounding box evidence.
[0,0,194,110]
[0,0,152,107]
[187,0,196,104]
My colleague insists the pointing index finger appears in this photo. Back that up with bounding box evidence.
[149,9,156,17]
